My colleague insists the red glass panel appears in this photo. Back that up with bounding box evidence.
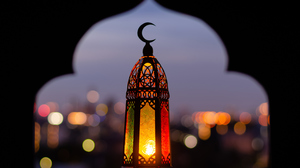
[161,102,171,164]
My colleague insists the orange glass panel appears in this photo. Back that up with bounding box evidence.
[139,102,156,162]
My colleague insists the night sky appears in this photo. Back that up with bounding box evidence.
[36,0,267,116]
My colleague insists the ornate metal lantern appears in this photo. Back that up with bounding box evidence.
[122,22,171,168]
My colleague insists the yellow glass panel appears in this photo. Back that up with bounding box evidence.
[139,102,156,161]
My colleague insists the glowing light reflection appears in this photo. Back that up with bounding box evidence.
[68,112,87,125]
[38,104,50,117]
[40,157,52,168]
[96,103,108,116]
[114,102,125,114]
[234,122,246,135]
[82,139,95,152]
[47,112,63,125]
[184,135,197,149]
[87,90,99,103]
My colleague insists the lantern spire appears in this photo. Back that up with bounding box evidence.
[137,22,156,56]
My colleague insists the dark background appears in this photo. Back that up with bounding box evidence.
[2,1,299,167]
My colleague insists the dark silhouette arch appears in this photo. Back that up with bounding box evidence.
[2,1,299,167]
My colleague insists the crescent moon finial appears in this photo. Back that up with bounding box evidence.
[138,22,156,43]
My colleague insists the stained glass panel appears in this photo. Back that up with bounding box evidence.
[139,102,156,163]
[161,102,171,164]
[124,102,134,163]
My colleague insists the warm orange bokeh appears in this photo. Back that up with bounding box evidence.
[234,122,246,135]
[68,112,87,125]
[240,112,252,124]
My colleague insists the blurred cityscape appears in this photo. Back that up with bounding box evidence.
[35,90,269,168]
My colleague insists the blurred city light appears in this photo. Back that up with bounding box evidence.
[193,111,231,126]
[40,157,52,168]
[82,139,95,152]
[234,122,246,135]
[35,122,41,152]
[87,90,99,103]
[184,134,197,149]
[239,112,252,124]
[38,104,50,117]
[47,112,63,125]
[68,112,87,125]
[181,115,194,128]
[47,124,59,148]
[88,114,100,127]
[216,124,228,135]
[46,102,59,112]
[258,102,268,115]
[198,124,211,140]
[114,102,125,114]
[96,103,108,116]
[258,115,268,126]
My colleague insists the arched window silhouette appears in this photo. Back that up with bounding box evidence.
[34,1,269,168]
[5,1,300,168]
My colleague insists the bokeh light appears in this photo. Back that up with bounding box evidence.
[181,115,194,128]
[259,102,268,116]
[47,112,63,125]
[47,124,59,148]
[216,125,228,135]
[239,112,252,124]
[38,104,50,117]
[184,135,197,149]
[96,103,108,116]
[40,157,52,168]
[234,122,246,135]
[82,139,95,152]
[35,122,40,153]
[87,90,99,103]
[258,115,268,126]
[68,112,87,125]
[88,114,100,127]
[46,102,59,112]
[203,111,216,125]
[114,102,125,114]
[198,124,211,140]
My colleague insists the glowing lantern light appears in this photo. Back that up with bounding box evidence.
[122,23,171,167]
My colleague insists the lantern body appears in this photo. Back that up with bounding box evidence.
[123,55,171,167]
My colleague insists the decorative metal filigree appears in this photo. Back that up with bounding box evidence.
[138,154,156,165]
[140,99,155,109]
[161,153,171,165]
[128,58,143,89]
[157,63,168,89]
[123,153,134,165]
[139,63,156,88]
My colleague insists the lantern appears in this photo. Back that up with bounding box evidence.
[122,22,171,168]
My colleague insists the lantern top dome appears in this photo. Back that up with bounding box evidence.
[138,22,156,56]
